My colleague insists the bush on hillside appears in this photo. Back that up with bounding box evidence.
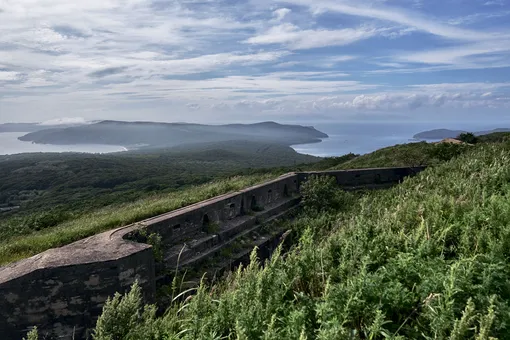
[457,132,478,144]
[426,142,470,162]
[300,175,353,214]
[93,281,161,340]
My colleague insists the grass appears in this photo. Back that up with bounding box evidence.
[333,141,470,170]
[0,174,276,265]
[91,140,510,339]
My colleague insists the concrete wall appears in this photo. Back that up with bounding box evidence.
[298,167,426,190]
[138,173,299,246]
[0,167,425,340]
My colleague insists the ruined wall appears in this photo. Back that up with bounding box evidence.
[0,236,155,340]
[298,167,426,189]
[0,167,425,340]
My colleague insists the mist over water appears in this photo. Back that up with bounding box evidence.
[0,133,127,155]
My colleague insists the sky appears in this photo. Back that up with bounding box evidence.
[0,0,509,125]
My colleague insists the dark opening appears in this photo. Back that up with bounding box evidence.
[173,224,181,231]
[240,198,245,215]
[251,196,257,210]
[283,184,289,197]
[229,203,235,209]
[355,174,361,178]
[202,214,210,232]
[375,174,382,184]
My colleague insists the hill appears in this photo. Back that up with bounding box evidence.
[331,141,471,169]
[89,138,510,339]
[17,120,328,148]
[0,140,318,220]
[414,127,510,140]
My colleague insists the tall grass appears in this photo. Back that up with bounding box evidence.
[93,141,510,339]
[0,174,275,265]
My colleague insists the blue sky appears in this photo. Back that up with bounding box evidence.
[0,0,509,125]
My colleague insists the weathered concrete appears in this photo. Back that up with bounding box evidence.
[0,167,425,339]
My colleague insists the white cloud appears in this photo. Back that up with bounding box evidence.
[245,23,378,49]
[0,71,20,81]
[397,42,510,65]
[280,0,507,41]
[273,8,292,22]
[39,117,88,125]
[484,0,504,6]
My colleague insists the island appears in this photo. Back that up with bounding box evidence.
[17,120,328,149]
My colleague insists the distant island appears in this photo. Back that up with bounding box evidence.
[414,128,510,140]
[14,120,328,149]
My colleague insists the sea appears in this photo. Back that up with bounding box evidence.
[0,122,508,157]
[291,121,510,157]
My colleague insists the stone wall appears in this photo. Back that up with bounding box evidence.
[0,166,425,340]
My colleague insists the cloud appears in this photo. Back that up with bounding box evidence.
[397,42,510,65]
[39,117,88,125]
[1,0,509,123]
[280,0,506,41]
[273,8,291,22]
[89,67,129,78]
[484,0,504,5]
[245,23,378,49]
[0,71,20,81]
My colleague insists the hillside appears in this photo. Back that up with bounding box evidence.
[331,141,470,169]
[0,140,321,250]
[17,120,328,148]
[89,139,510,339]
[414,127,510,140]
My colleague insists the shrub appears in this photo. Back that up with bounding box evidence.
[93,281,161,340]
[23,327,38,340]
[300,175,353,214]
[457,132,478,144]
[426,142,469,162]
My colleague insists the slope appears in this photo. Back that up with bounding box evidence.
[93,140,510,339]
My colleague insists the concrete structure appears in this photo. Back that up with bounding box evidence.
[0,167,425,339]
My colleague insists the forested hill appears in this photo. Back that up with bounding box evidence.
[17,120,328,148]
[0,140,320,218]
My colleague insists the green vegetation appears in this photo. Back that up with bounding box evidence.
[0,138,486,265]
[0,174,274,264]
[0,141,318,220]
[300,175,354,214]
[0,142,359,265]
[332,141,470,169]
[457,132,478,144]
[475,132,510,143]
[87,140,510,339]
